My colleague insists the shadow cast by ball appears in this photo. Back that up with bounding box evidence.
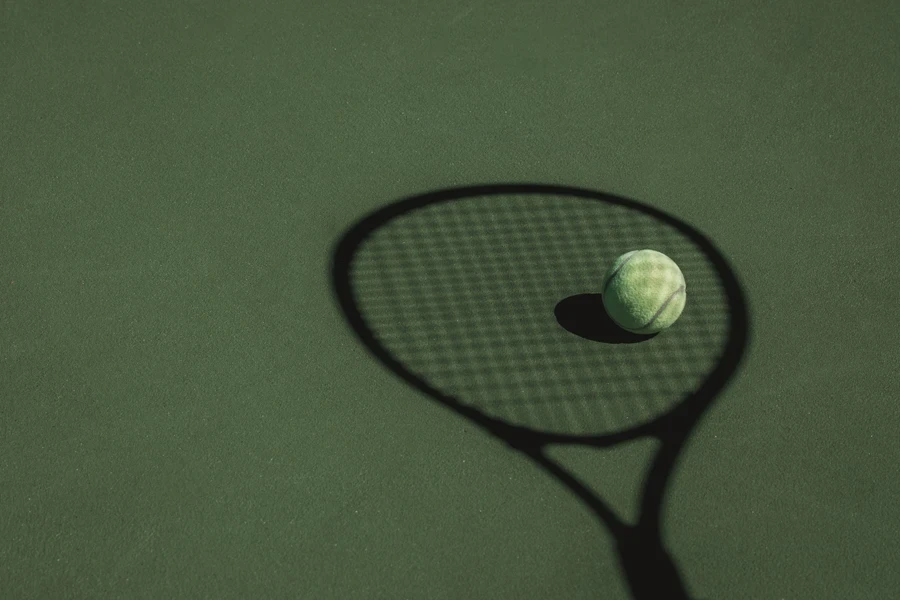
[555,293,658,344]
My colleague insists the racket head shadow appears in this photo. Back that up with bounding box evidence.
[332,184,748,443]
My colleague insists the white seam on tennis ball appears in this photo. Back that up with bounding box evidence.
[602,250,642,295]
[634,283,686,332]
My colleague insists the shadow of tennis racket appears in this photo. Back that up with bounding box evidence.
[331,184,750,599]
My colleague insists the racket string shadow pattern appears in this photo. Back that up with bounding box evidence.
[331,184,749,600]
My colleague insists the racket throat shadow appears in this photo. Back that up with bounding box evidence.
[528,450,694,600]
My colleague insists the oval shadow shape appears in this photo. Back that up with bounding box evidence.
[555,293,658,344]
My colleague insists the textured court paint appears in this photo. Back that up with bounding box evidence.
[3,0,900,598]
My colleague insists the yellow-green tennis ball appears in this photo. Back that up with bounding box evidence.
[601,249,686,334]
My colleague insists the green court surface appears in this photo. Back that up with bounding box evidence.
[2,1,898,598]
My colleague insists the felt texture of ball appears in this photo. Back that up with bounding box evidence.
[601,249,687,334]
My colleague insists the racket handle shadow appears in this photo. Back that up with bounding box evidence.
[617,529,692,600]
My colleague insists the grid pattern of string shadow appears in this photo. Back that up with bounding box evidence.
[350,193,730,436]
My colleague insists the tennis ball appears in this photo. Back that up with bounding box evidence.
[601,249,686,334]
